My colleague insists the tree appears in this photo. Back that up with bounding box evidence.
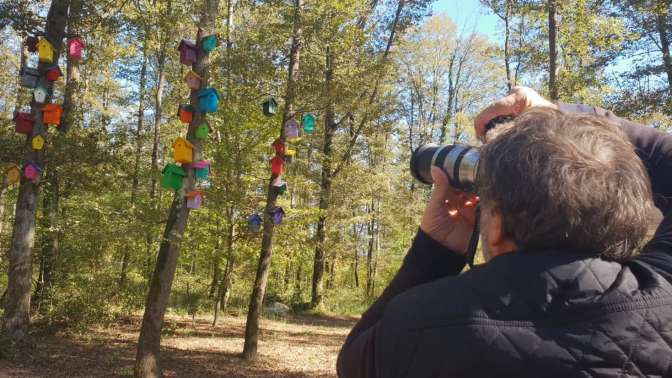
[134,1,220,376]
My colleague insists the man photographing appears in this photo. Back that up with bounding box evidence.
[337,87,672,377]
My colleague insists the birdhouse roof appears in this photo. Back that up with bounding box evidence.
[172,137,195,149]
[248,213,262,223]
[270,155,284,164]
[43,103,63,114]
[184,70,201,80]
[186,190,204,199]
[274,207,285,215]
[26,161,42,172]
[178,39,197,51]
[69,37,84,48]
[198,88,220,99]
[304,113,316,121]
[197,122,211,130]
[5,164,19,173]
[21,66,39,76]
[162,164,186,176]
[34,85,48,93]
[14,112,34,121]
[285,119,299,128]
[264,97,278,106]
[47,65,62,74]
[37,38,54,50]
[192,160,210,169]
[33,135,44,141]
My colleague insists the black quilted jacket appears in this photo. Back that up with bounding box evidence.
[337,104,672,378]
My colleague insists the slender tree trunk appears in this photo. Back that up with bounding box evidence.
[243,0,304,360]
[3,0,69,339]
[503,0,513,91]
[655,1,672,96]
[213,216,235,326]
[310,47,336,309]
[548,0,559,101]
[0,176,8,241]
[134,2,220,376]
[34,168,59,302]
[122,39,148,287]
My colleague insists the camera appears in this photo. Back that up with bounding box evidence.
[409,115,514,192]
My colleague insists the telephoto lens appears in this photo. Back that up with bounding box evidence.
[410,143,480,192]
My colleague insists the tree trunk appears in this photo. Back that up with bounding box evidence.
[655,1,672,96]
[122,38,148,288]
[548,0,559,101]
[243,0,304,360]
[310,47,336,309]
[3,0,69,340]
[0,176,8,241]
[134,2,220,376]
[213,217,235,326]
[504,0,513,91]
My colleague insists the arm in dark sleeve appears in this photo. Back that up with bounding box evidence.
[558,103,672,279]
[337,229,466,378]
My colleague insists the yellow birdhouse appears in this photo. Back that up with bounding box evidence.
[172,137,195,164]
[5,164,21,184]
[37,38,55,63]
[32,135,45,150]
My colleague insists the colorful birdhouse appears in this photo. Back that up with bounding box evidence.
[178,104,194,124]
[262,97,278,116]
[32,135,45,151]
[26,36,38,53]
[33,85,49,103]
[192,160,210,181]
[42,104,63,126]
[46,65,62,82]
[273,178,288,195]
[270,155,284,176]
[14,112,34,135]
[303,113,316,134]
[272,207,285,225]
[68,37,85,60]
[284,118,300,140]
[198,88,220,113]
[272,138,285,155]
[20,67,40,88]
[184,70,201,90]
[201,34,218,53]
[285,148,296,164]
[247,213,262,233]
[161,163,186,191]
[37,38,55,63]
[195,123,210,140]
[5,164,21,184]
[24,162,42,183]
[186,190,205,209]
[172,137,194,164]
[177,39,198,65]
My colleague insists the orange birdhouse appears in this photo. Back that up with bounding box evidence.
[184,70,201,90]
[42,104,63,126]
[178,104,194,124]
[172,137,194,164]
[5,164,21,184]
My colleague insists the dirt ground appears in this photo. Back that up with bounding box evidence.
[0,313,357,377]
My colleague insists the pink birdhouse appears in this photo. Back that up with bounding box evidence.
[186,190,205,209]
[184,70,201,90]
[46,65,63,82]
[177,39,198,66]
[24,162,42,183]
[270,156,284,176]
[284,118,300,140]
[68,37,85,60]
[272,138,285,155]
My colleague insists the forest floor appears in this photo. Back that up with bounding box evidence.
[0,312,357,377]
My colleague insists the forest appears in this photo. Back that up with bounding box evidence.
[0,0,671,376]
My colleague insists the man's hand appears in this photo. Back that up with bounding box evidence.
[474,86,558,141]
[420,167,479,255]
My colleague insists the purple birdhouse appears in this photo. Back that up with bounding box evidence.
[177,39,198,66]
[186,190,205,209]
[247,213,262,233]
[284,118,300,140]
[272,206,285,225]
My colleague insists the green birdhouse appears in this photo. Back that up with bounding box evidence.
[161,164,186,191]
[196,123,210,140]
[201,34,218,53]
[303,113,316,134]
[262,97,278,116]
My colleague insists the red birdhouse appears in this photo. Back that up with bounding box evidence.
[68,37,85,60]
[270,156,284,176]
[42,104,63,126]
[272,138,286,155]
[178,104,194,124]
[46,65,63,82]
[177,39,198,66]
[14,112,34,135]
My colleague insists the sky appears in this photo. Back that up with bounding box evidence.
[432,0,502,42]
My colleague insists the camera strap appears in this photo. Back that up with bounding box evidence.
[465,205,481,268]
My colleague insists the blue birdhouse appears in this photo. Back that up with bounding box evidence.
[247,213,262,233]
[303,113,316,134]
[198,88,220,113]
[201,34,218,53]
